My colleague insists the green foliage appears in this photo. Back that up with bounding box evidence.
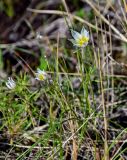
[39,49,48,70]
[0,0,14,17]
[75,8,85,18]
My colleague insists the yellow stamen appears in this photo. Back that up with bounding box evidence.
[77,36,89,47]
[38,74,45,80]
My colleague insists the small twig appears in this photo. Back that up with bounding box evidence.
[107,99,127,107]
[83,0,127,43]
[27,8,127,42]
[15,52,35,76]
[0,142,51,150]
[27,8,97,30]
[0,39,42,49]
[61,0,73,26]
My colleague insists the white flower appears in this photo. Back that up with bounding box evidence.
[6,77,16,89]
[36,32,43,40]
[35,69,47,81]
[70,27,89,48]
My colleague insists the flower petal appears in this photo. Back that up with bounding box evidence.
[71,29,81,40]
[69,39,76,44]
[6,77,16,89]
[37,68,42,73]
[81,27,89,38]
[35,68,47,81]
[9,77,15,84]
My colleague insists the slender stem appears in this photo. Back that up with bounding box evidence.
[77,49,86,115]
[81,48,91,113]
[77,48,91,115]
